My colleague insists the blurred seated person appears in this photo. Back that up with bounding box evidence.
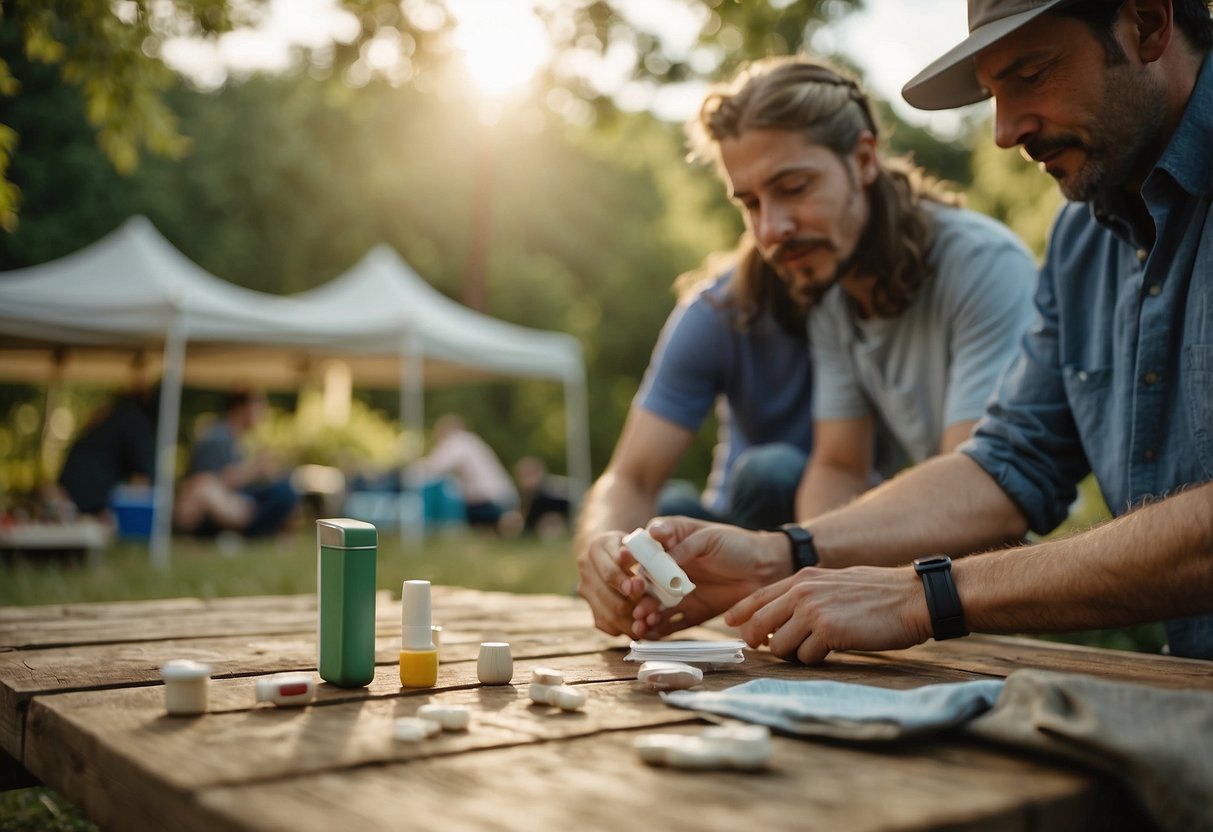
[409,414,518,529]
[174,389,298,538]
[55,387,157,518]
[514,456,571,538]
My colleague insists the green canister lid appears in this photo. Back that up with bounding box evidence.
[316,518,377,548]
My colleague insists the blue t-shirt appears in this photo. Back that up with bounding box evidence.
[187,420,242,476]
[636,272,814,512]
[962,55,1213,660]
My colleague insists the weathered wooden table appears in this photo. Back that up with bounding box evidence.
[3,586,1211,831]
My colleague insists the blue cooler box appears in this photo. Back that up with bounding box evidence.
[109,486,155,539]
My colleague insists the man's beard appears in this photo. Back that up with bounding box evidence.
[770,237,862,309]
[1024,65,1167,202]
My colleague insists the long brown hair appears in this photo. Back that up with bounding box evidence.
[687,56,957,320]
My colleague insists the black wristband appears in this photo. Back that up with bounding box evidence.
[912,555,968,640]
[779,523,818,572]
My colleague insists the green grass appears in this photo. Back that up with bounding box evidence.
[1,531,579,607]
[1,529,579,832]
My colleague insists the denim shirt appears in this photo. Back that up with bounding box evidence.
[962,56,1213,659]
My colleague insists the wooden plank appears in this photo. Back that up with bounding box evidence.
[0,596,211,623]
[0,627,630,759]
[876,635,1213,691]
[0,589,590,650]
[0,585,575,624]
[27,677,656,792]
[22,650,988,795]
[192,729,1146,832]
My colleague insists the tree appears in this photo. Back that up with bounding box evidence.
[0,0,453,232]
[0,1,247,231]
[538,0,861,96]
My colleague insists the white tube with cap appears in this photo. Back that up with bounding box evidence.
[622,528,696,609]
[399,579,438,688]
[254,672,316,707]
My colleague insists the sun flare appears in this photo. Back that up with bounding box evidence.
[450,0,550,97]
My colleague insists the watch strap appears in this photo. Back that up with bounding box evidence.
[778,523,819,571]
[913,556,968,640]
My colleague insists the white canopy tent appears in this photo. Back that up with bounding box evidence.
[289,245,591,516]
[0,217,590,566]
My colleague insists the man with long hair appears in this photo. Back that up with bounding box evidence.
[624,0,1213,664]
[577,57,1037,636]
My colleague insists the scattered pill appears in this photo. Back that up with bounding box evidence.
[393,716,442,742]
[637,660,703,691]
[416,704,471,731]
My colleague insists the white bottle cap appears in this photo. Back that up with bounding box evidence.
[401,580,434,650]
[161,659,213,681]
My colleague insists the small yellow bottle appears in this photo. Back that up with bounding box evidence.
[399,579,438,687]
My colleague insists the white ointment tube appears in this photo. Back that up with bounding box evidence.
[622,528,696,609]
[254,672,316,706]
[400,580,438,688]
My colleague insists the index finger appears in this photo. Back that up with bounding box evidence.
[723,570,805,627]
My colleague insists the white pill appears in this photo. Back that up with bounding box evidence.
[666,741,727,770]
[545,685,586,711]
[637,661,703,691]
[530,667,564,686]
[393,716,442,742]
[633,734,687,765]
[416,704,471,731]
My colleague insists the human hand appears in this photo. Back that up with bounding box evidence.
[629,516,791,639]
[576,530,647,636]
[724,565,933,665]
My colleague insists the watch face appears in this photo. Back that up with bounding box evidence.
[913,555,951,573]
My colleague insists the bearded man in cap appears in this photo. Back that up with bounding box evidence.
[611,0,1213,664]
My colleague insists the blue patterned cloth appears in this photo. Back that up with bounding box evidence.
[664,677,1005,740]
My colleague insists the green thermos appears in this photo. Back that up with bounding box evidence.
[317,518,377,688]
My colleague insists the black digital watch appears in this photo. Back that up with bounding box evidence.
[912,555,968,640]
[778,523,819,572]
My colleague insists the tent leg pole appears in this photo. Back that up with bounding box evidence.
[401,333,425,553]
[151,314,187,571]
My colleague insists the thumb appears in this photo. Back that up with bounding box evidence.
[646,515,703,550]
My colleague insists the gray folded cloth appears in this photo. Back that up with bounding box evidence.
[664,669,1213,832]
[663,677,1005,740]
[967,670,1213,832]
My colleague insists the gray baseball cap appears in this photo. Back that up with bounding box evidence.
[901,0,1071,110]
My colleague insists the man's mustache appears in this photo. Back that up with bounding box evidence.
[1022,134,1085,164]
[770,237,835,263]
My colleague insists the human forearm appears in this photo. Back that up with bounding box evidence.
[956,482,1213,634]
[796,460,870,521]
[575,472,658,552]
[810,453,1028,568]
